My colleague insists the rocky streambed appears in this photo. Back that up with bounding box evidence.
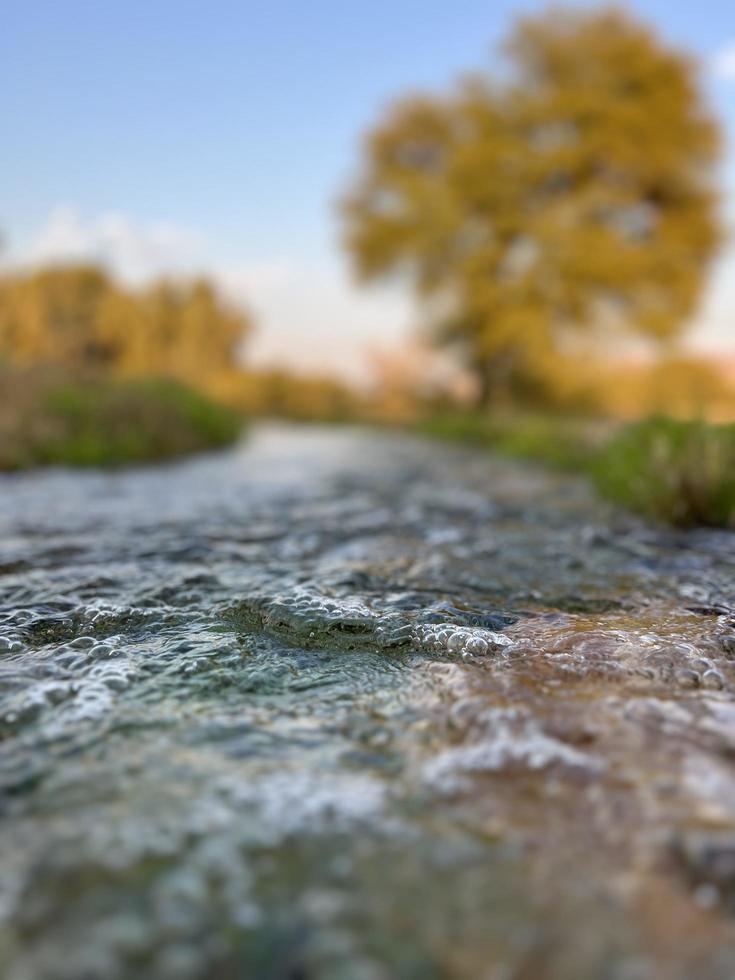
[1,424,735,979]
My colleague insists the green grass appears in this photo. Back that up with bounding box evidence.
[0,371,243,470]
[417,412,603,472]
[591,417,735,528]
[418,411,735,529]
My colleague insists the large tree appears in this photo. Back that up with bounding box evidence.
[342,7,722,405]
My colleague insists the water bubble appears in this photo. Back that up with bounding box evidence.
[464,636,489,657]
[89,642,117,659]
[69,636,96,650]
[447,631,466,654]
[676,668,700,688]
[701,669,725,691]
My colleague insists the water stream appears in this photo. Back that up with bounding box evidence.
[1,424,735,979]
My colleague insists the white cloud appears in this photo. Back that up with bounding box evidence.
[18,206,204,282]
[217,259,294,300]
[711,41,735,81]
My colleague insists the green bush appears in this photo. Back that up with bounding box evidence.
[591,417,735,528]
[0,371,243,470]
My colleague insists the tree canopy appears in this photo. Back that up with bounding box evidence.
[0,265,251,390]
[342,7,722,404]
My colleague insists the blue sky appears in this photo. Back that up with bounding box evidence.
[2,0,734,377]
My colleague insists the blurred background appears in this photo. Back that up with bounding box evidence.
[1,0,734,469]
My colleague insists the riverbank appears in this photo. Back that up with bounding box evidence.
[0,368,243,470]
[418,411,735,528]
[2,368,733,529]
[416,412,607,472]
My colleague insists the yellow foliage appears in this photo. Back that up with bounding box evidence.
[0,265,252,392]
[342,7,722,406]
[219,369,362,422]
[598,355,735,421]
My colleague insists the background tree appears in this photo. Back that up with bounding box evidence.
[342,7,722,406]
[0,266,115,367]
[0,265,251,392]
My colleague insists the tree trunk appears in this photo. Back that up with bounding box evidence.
[474,354,515,411]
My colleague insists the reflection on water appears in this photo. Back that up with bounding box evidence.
[1,424,735,978]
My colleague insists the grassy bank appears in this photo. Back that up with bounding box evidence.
[418,412,735,529]
[0,369,242,470]
[591,417,735,528]
[417,412,608,472]
[2,367,733,528]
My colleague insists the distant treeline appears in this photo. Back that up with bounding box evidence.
[0,265,251,390]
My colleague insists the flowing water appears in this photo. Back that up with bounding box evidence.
[2,424,735,979]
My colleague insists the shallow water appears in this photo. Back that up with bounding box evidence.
[1,424,735,979]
